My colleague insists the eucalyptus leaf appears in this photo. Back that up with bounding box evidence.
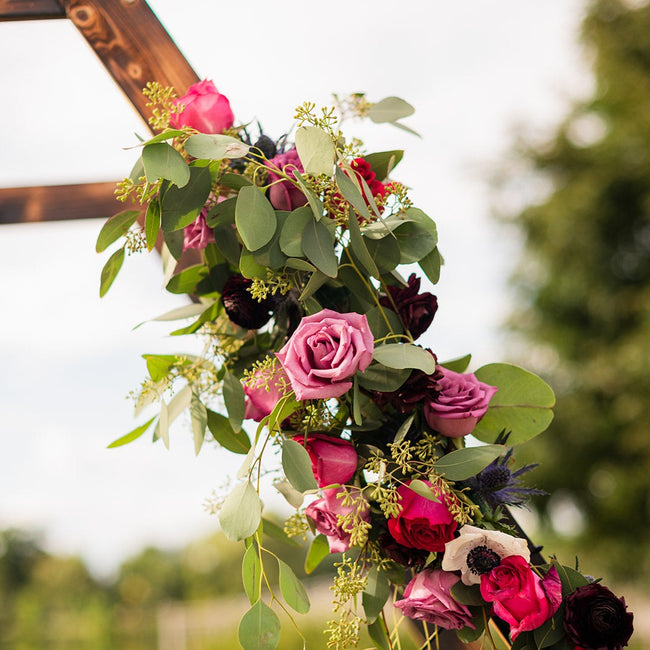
[144,200,160,251]
[362,568,390,624]
[236,185,277,251]
[348,208,380,278]
[408,479,441,502]
[368,96,415,123]
[223,370,246,433]
[99,247,125,297]
[190,392,207,455]
[107,416,156,449]
[335,166,372,223]
[302,217,338,277]
[96,210,140,252]
[449,581,485,606]
[261,517,301,547]
[419,246,443,284]
[305,534,329,574]
[185,133,250,160]
[393,219,438,264]
[242,544,262,605]
[292,170,324,220]
[142,142,190,187]
[160,165,212,231]
[372,344,436,374]
[278,559,310,614]
[367,618,391,650]
[357,363,410,392]
[295,126,335,176]
[364,150,404,180]
[219,480,262,541]
[432,445,505,481]
[238,599,281,650]
[364,305,403,340]
[364,234,401,273]
[220,172,254,190]
[285,257,317,272]
[158,400,170,449]
[440,354,472,373]
[282,439,318,493]
[205,195,236,228]
[206,409,252,454]
[393,413,415,443]
[299,269,329,302]
[280,206,312,257]
[162,227,185,261]
[274,478,304,509]
[165,264,208,294]
[456,610,486,643]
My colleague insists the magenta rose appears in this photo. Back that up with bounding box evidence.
[243,362,289,422]
[304,487,370,553]
[266,148,306,211]
[170,79,234,134]
[387,481,458,552]
[424,366,498,437]
[292,434,358,487]
[394,569,475,631]
[183,210,215,251]
[480,555,562,641]
[276,309,374,400]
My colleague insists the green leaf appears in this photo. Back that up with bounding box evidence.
[393,413,415,443]
[393,219,438,264]
[292,170,324,220]
[158,400,170,449]
[357,363,410,392]
[295,126,335,176]
[107,416,156,448]
[144,353,180,381]
[441,354,472,373]
[99,247,125,297]
[238,599,281,650]
[305,534,330,573]
[362,567,390,624]
[163,227,185,260]
[144,201,160,251]
[348,208,380,278]
[95,210,140,252]
[190,392,207,455]
[242,544,262,605]
[133,129,185,146]
[472,363,556,445]
[364,150,404,180]
[364,305,403,340]
[335,166,372,223]
[184,133,250,160]
[142,142,190,187]
[456,609,486,643]
[220,172,254,190]
[450,582,486,607]
[408,478,441,501]
[160,165,212,231]
[433,445,505,481]
[205,195,236,228]
[261,517,301,547]
[352,375,363,426]
[368,96,415,123]
[278,559,310,614]
[219,480,262,541]
[206,409,251,454]
[223,370,246,433]
[285,257,317,272]
[364,234,401,273]
[299,269,329,302]
[419,246,443,284]
[534,609,566,649]
[279,206,311,257]
[282,439,318,493]
[550,561,590,596]
[372,344,436,374]
[367,617,391,650]
[236,185,277,251]
[165,264,208,294]
[302,217,338,278]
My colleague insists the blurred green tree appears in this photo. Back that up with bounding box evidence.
[501,0,650,583]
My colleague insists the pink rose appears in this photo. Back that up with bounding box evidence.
[183,211,214,251]
[387,481,458,552]
[394,569,475,631]
[276,309,374,400]
[266,148,306,211]
[243,362,289,422]
[292,434,358,487]
[170,79,234,134]
[304,488,370,553]
[480,555,562,641]
[424,366,497,437]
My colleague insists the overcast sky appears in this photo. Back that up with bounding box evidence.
[0,0,589,576]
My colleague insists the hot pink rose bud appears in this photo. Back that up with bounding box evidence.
[171,79,234,134]
[292,434,358,487]
[265,148,306,211]
[276,309,374,400]
[424,366,497,437]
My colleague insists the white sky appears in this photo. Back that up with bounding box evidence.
[0,0,589,576]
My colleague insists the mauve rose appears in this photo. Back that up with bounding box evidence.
[276,309,374,400]
[387,481,457,552]
[380,274,438,340]
[563,583,634,650]
[394,569,475,631]
[480,555,562,641]
[266,148,306,211]
[183,211,215,251]
[170,79,234,134]
[292,434,358,487]
[243,361,289,422]
[304,488,370,553]
[424,366,498,437]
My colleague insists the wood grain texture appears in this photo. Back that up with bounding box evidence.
[0,182,121,224]
[60,0,199,125]
[0,0,65,20]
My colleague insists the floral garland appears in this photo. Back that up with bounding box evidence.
[97,80,634,650]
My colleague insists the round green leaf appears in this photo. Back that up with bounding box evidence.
[95,209,140,252]
[357,363,410,392]
[302,217,338,278]
[368,96,415,123]
[142,142,190,187]
[236,186,277,251]
[184,133,250,160]
[280,206,311,257]
[160,165,212,231]
[372,343,436,374]
[219,480,262,541]
[432,444,505,481]
[295,126,335,176]
[238,599,281,650]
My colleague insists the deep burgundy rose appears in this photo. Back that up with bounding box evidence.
[170,79,234,134]
[480,555,562,641]
[387,481,458,552]
[266,148,306,211]
[424,366,498,437]
[564,583,634,650]
[379,533,429,569]
[221,274,274,330]
[292,434,358,487]
[394,569,475,631]
[380,274,438,340]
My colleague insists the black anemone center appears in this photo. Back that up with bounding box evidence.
[466,545,501,575]
[480,466,511,491]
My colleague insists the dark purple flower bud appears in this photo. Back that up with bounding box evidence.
[253,135,277,160]
[380,274,438,340]
[564,583,634,650]
[221,274,274,330]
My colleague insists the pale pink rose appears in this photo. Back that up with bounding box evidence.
[266,148,306,211]
[243,362,289,422]
[292,434,358,487]
[170,79,234,134]
[480,555,562,640]
[424,366,497,437]
[394,569,475,631]
[276,309,374,400]
[304,487,369,553]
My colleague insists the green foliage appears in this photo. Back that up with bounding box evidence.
[501,0,650,583]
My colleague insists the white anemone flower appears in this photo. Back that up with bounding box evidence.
[441,525,531,585]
